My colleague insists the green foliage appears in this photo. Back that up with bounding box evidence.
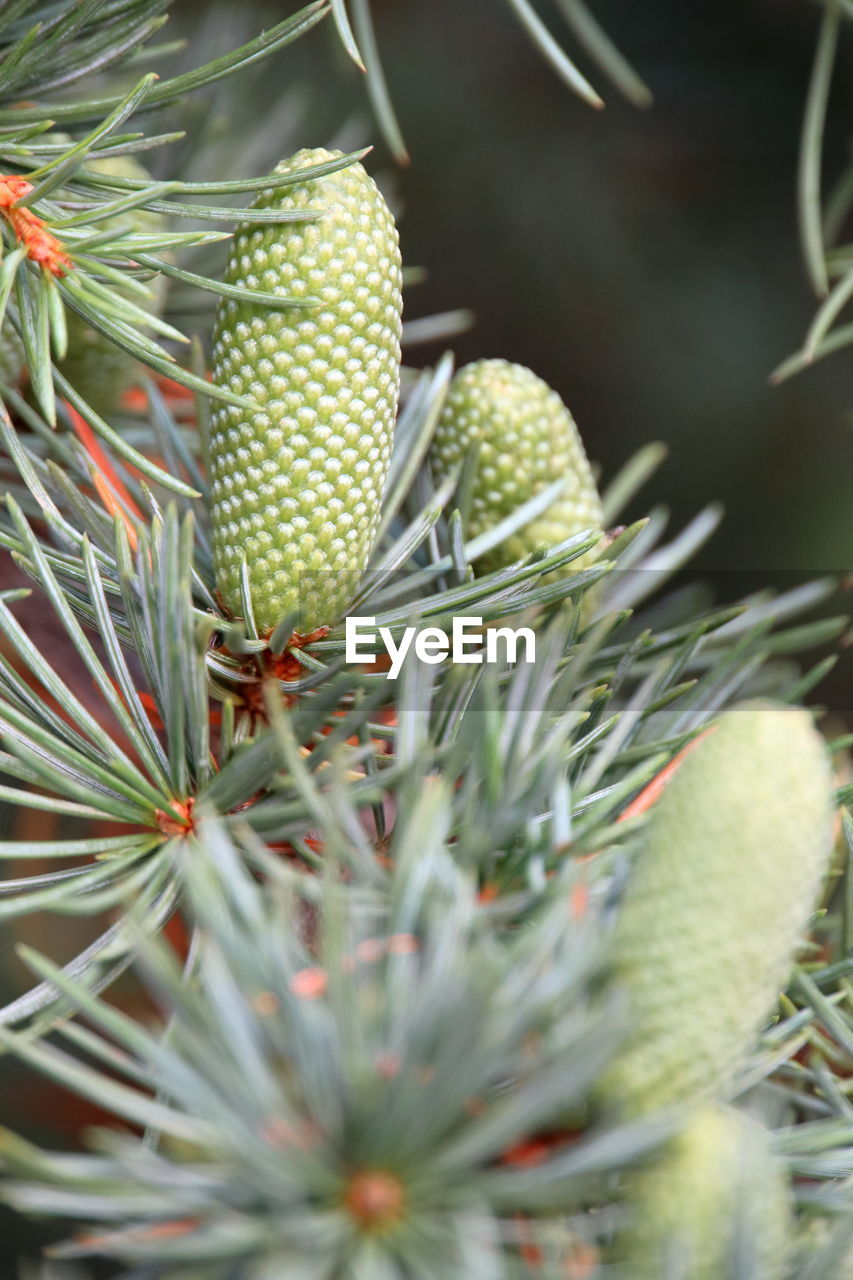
[0,820,666,1277]
[0,2,331,434]
[332,0,652,161]
[0,319,25,389]
[775,0,853,380]
[56,151,168,414]
[0,4,848,1279]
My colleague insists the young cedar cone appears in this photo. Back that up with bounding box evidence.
[58,153,167,414]
[430,359,603,573]
[796,1215,853,1278]
[619,1107,792,1280]
[209,148,403,636]
[0,319,25,388]
[601,703,834,1116]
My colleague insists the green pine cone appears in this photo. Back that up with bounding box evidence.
[209,148,403,635]
[796,1205,853,1277]
[58,153,167,414]
[430,359,603,573]
[620,1107,792,1279]
[57,324,144,416]
[602,703,834,1115]
[0,319,25,388]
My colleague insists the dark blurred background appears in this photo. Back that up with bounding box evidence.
[350,0,853,579]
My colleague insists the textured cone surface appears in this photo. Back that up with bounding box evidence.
[58,154,166,414]
[621,1107,792,1280]
[209,148,402,634]
[602,703,834,1115]
[430,359,602,573]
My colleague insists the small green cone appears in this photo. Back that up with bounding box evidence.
[430,359,603,574]
[57,322,144,416]
[620,1106,792,1280]
[602,703,834,1115]
[796,1207,853,1278]
[57,153,167,415]
[0,320,25,388]
[209,148,403,635]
